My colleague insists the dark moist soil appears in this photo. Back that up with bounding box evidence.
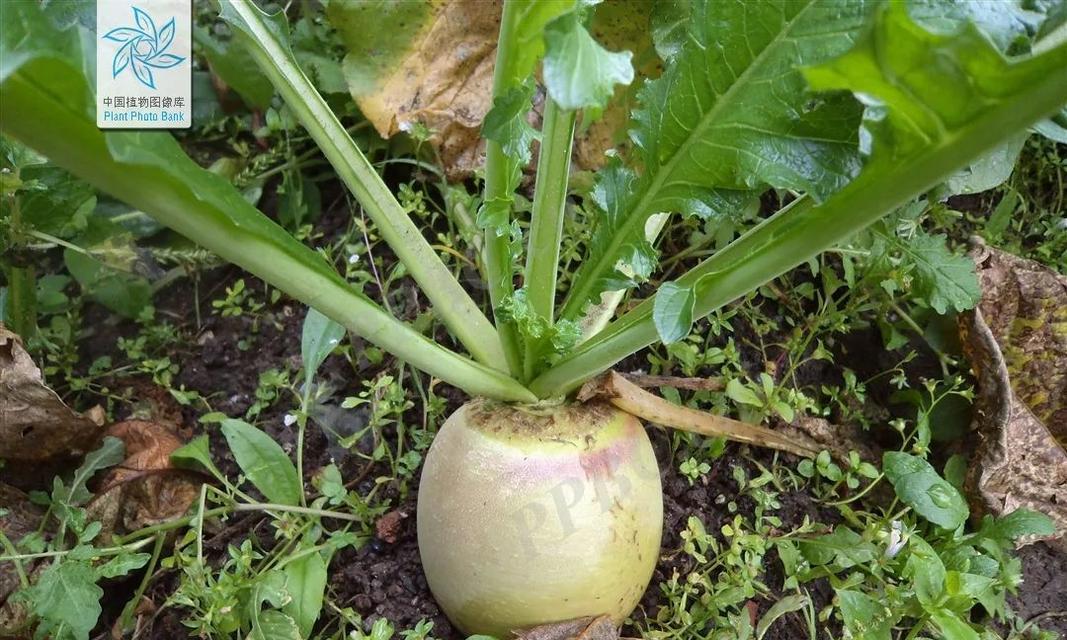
[59,187,1066,639]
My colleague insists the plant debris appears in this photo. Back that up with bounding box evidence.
[960,240,1067,549]
[514,615,619,640]
[87,420,202,536]
[0,325,105,461]
[375,509,407,545]
[579,371,825,459]
[326,0,657,179]
[327,0,499,179]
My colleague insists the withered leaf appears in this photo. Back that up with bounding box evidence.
[328,0,499,180]
[513,615,618,640]
[327,0,658,179]
[960,241,1067,549]
[87,420,201,536]
[0,325,104,461]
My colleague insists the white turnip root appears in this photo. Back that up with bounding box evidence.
[417,399,662,636]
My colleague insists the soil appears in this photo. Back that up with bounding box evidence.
[30,183,1067,640]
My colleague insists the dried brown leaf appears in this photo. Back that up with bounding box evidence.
[87,420,201,535]
[332,0,499,180]
[329,0,657,179]
[960,241,1067,549]
[0,325,104,461]
[513,615,618,640]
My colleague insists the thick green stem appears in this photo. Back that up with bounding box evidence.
[223,0,507,371]
[522,99,575,380]
[6,265,36,339]
[0,74,535,403]
[532,54,1067,397]
[481,1,530,378]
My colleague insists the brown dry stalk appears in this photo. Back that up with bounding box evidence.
[579,371,822,459]
[619,373,724,392]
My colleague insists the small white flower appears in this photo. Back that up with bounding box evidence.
[884,520,907,559]
[348,253,361,265]
[283,413,297,427]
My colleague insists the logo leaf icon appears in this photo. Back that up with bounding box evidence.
[103,8,185,90]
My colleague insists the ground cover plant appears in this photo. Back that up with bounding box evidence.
[2,0,1067,639]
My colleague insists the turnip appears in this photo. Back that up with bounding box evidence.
[5,0,1066,636]
[418,401,661,636]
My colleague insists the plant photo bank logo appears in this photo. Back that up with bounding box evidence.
[96,0,192,129]
[102,7,186,90]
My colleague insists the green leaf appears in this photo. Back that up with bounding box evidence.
[1034,107,1067,143]
[935,132,1027,198]
[559,0,869,321]
[171,434,226,482]
[907,0,1050,52]
[650,0,690,62]
[253,611,301,640]
[97,552,151,579]
[725,378,762,408]
[883,451,969,530]
[17,165,94,237]
[798,527,878,568]
[543,11,633,110]
[836,589,895,640]
[527,5,1067,399]
[301,306,345,385]
[63,222,153,319]
[756,594,809,640]
[931,611,980,640]
[248,571,298,640]
[903,535,945,606]
[282,552,328,637]
[943,454,968,490]
[221,419,301,506]
[61,436,125,508]
[652,282,695,344]
[988,508,1056,542]
[193,25,274,109]
[876,229,981,315]
[482,84,540,166]
[479,83,539,232]
[25,561,102,640]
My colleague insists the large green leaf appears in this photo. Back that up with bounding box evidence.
[0,1,535,403]
[532,3,1067,397]
[24,561,101,640]
[560,0,871,322]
